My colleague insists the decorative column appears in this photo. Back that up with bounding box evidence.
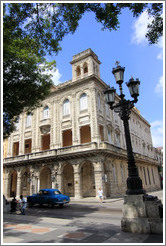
[90,87,100,143]
[29,170,35,195]
[56,162,63,191]
[16,170,21,198]
[4,171,10,198]
[93,159,104,198]
[72,93,79,146]
[73,163,82,199]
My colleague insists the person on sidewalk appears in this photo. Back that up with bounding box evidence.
[19,195,27,215]
[98,187,103,203]
[10,196,18,214]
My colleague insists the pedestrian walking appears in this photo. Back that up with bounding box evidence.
[98,187,103,203]
[19,195,27,215]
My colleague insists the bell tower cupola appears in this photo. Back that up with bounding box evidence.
[70,48,101,81]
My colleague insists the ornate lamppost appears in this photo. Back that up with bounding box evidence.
[104,61,145,195]
[104,62,163,234]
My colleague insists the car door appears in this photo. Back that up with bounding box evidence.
[42,190,49,205]
[35,190,44,205]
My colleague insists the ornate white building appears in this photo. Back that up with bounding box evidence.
[3,49,161,199]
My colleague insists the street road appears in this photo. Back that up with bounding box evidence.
[3,190,163,244]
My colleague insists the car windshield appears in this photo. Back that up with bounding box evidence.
[54,190,61,195]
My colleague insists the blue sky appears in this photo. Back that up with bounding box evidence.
[47,5,164,148]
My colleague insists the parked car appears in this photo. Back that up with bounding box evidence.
[27,189,70,208]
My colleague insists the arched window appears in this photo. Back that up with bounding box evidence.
[76,66,81,77]
[80,93,88,111]
[43,106,49,119]
[63,99,70,116]
[83,62,88,74]
[26,113,31,127]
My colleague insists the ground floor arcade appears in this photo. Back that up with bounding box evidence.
[3,154,161,200]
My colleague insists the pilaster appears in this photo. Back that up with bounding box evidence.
[90,87,100,143]
[4,171,10,198]
[73,164,82,198]
[93,159,104,198]
[16,170,21,198]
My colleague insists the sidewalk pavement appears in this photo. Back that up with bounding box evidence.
[3,189,164,244]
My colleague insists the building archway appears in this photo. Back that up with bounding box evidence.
[62,163,74,197]
[40,166,51,189]
[10,170,17,197]
[21,168,30,196]
[81,162,95,197]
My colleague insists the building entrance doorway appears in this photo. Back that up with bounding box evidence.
[10,170,17,197]
[81,162,95,197]
[62,163,74,197]
[40,167,51,189]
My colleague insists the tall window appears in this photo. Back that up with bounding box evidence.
[83,62,88,74]
[13,142,19,156]
[24,139,32,154]
[41,134,50,150]
[80,93,88,111]
[26,113,31,127]
[43,106,49,119]
[63,129,72,147]
[108,130,112,144]
[115,133,120,147]
[76,66,81,76]
[80,125,91,144]
[63,99,70,116]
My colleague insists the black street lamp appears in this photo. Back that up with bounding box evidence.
[104,61,145,195]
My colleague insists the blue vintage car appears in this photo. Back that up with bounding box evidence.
[27,189,70,208]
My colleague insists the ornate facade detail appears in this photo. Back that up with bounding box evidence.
[3,49,160,199]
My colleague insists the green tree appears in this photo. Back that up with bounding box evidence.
[3,3,163,137]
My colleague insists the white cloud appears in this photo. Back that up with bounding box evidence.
[39,63,62,85]
[156,36,163,60]
[131,10,153,45]
[150,120,163,147]
[50,69,62,85]
[155,76,163,96]
[131,10,163,59]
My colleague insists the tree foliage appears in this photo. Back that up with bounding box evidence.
[3,3,163,137]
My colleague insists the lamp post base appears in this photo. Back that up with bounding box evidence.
[121,194,163,234]
[126,176,145,195]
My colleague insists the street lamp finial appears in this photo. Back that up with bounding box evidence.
[115,61,120,67]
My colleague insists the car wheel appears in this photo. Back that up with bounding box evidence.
[48,202,54,208]
[59,204,64,208]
